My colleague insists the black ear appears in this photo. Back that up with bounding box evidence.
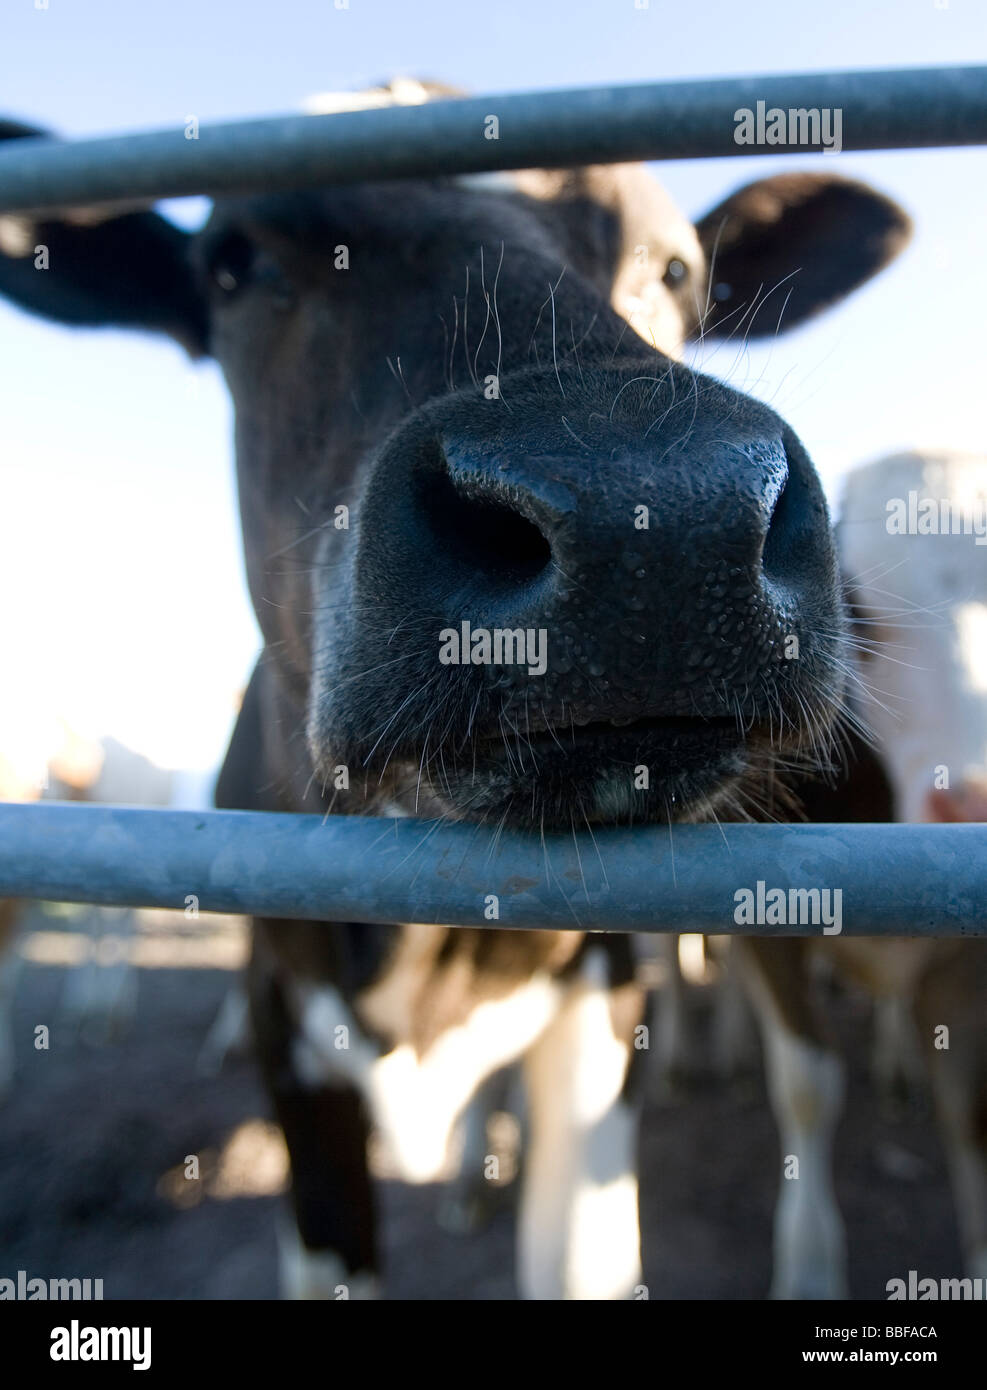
[694,172,912,338]
[0,119,208,355]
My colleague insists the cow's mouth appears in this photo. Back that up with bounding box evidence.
[428,711,753,829]
[474,713,741,759]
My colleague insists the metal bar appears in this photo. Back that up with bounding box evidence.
[0,66,984,215]
[0,803,984,936]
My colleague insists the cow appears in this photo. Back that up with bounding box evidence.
[739,450,987,1298]
[0,79,911,1298]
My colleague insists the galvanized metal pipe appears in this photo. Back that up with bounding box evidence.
[0,803,983,936]
[0,66,984,215]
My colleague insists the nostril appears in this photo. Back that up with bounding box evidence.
[416,465,553,585]
[761,468,790,571]
[759,447,803,582]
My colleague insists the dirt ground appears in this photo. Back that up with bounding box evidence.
[0,902,962,1300]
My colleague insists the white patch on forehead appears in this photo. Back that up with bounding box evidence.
[302,83,517,194]
[599,163,705,359]
[303,78,434,115]
[289,970,560,1185]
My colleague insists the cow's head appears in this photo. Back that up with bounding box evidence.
[0,85,911,830]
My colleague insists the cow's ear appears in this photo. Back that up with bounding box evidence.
[693,172,911,338]
[0,119,208,356]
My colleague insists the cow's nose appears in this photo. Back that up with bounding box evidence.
[412,451,555,596]
[405,434,797,628]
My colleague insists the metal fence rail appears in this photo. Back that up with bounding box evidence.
[0,804,984,935]
[0,65,984,214]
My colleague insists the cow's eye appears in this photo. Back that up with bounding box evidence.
[204,233,295,307]
[662,257,688,289]
[205,231,257,294]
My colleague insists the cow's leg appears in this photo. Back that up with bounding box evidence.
[739,939,847,1299]
[518,944,644,1300]
[654,933,694,1086]
[248,928,378,1300]
[0,900,20,1099]
[273,1085,377,1300]
[711,936,760,1081]
[438,1064,520,1234]
[59,905,138,1045]
[196,979,251,1077]
[871,993,924,1113]
[913,943,987,1278]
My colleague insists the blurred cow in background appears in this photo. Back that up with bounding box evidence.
[840,451,987,826]
[837,451,987,1279]
[742,450,987,1296]
[0,717,103,1096]
[0,717,183,1094]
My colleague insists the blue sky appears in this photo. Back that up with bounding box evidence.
[0,0,984,787]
